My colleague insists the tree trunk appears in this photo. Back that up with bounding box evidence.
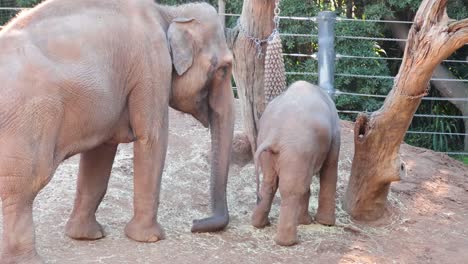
[322,0,331,9]
[354,0,364,19]
[334,0,344,14]
[345,0,353,18]
[344,0,468,221]
[226,0,276,155]
[388,22,468,151]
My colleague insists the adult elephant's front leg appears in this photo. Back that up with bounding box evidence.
[124,86,169,242]
[124,119,168,242]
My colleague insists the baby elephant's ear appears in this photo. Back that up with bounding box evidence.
[167,18,196,75]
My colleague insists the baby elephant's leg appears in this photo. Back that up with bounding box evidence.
[275,159,309,246]
[315,136,340,226]
[252,152,278,228]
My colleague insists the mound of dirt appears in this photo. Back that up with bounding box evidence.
[0,99,466,263]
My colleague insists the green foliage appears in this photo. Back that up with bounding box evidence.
[365,0,419,21]
[0,1,18,24]
[364,2,394,19]
[366,0,467,20]
[0,0,41,25]
[406,87,464,152]
[334,20,393,119]
[384,0,421,12]
[16,0,40,7]
[279,0,317,51]
[406,118,460,152]
[362,0,467,153]
[162,0,466,154]
[0,10,14,24]
[272,0,394,122]
[446,0,468,20]
[0,0,464,155]
[279,0,318,85]
[457,155,468,165]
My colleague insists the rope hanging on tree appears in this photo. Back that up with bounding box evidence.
[264,0,287,103]
[237,0,287,104]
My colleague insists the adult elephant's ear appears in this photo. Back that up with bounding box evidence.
[168,18,195,75]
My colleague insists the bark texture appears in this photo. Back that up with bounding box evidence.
[344,0,468,221]
[388,22,468,151]
[227,0,276,154]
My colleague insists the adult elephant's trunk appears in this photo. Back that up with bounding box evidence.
[191,72,234,233]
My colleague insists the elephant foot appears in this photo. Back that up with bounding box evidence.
[124,217,165,242]
[191,214,229,233]
[274,230,298,246]
[314,211,336,226]
[1,250,43,264]
[297,212,313,225]
[65,216,105,240]
[251,210,270,228]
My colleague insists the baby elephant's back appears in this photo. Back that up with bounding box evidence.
[276,81,338,169]
[269,81,338,129]
[261,81,339,155]
[288,81,337,118]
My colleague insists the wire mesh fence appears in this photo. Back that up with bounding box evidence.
[0,2,22,25]
[232,11,467,158]
[0,4,466,157]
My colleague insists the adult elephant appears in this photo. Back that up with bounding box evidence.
[0,0,234,263]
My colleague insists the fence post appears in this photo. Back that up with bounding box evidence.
[218,0,225,28]
[317,11,336,99]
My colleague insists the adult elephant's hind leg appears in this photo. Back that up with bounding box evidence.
[65,144,117,240]
[1,194,42,264]
[0,145,54,263]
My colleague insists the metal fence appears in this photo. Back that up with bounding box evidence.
[0,5,466,157]
[225,12,467,157]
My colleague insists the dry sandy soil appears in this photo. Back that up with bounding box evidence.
[0,100,467,264]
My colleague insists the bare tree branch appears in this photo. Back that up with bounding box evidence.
[344,0,468,221]
[448,18,468,48]
[449,17,468,32]
[414,0,447,27]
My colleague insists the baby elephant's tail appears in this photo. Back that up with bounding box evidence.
[254,141,270,204]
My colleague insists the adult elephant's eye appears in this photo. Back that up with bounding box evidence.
[216,65,228,79]
[199,86,209,99]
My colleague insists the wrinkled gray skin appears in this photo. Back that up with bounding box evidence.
[252,81,340,246]
[0,0,234,263]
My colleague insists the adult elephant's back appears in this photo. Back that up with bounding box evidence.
[0,0,172,156]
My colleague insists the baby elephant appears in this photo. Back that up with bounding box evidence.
[252,81,341,246]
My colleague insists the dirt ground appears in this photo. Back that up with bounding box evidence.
[1,99,467,264]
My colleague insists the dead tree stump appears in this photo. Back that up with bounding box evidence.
[344,0,468,221]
